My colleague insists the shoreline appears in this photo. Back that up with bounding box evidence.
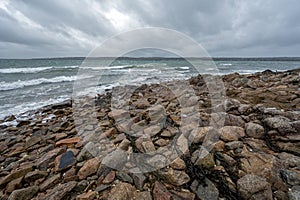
[0,69,299,199]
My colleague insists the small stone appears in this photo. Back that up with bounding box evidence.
[77,142,99,162]
[190,127,214,144]
[8,186,39,200]
[56,137,81,147]
[190,178,219,200]
[107,182,137,200]
[24,170,48,183]
[237,174,272,200]
[55,151,76,171]
[95,184,110,193]
[102,170,115,184]
[280,169,300,186]
[143,125,161,137]
[116,171,134,184]
[43,181,77,200]
[78,158,100,180]
[153,181,172,200]
[170,158,186,170]
[219,126,244,142]
[159,168,190,186]
[25,135,42,148]
[155,138,169,147]
[225,141,244,150]
[76,191,98,200]
[136,136,156,153]
[40,174,61,191]
[192,151,215,169]
[245,122,265,139]
[118,138,131,150]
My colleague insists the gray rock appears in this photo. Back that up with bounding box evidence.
[288,186,300,200]
[8,186,39,200]
[190,178,219,200]
[136,191,152,200]
[225,141,244,150]
[237,174,272,200]
[245,122,265,139]
[265,117,296,134]
[40,174,61,191]
[116,171,134,184]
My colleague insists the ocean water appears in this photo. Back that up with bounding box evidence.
[0,57,299,120]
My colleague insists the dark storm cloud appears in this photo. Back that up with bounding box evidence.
[0,0,299,58]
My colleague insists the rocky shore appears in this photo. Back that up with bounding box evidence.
[0,69,299,200]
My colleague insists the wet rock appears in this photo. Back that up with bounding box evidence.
[219,126,245,142]
[76,191,98,200]
[190,178,219,200]
[55,151,76,171]
[78,158,100,180]
[40,174,61,191]
[153,181,172,200]
[237,174,272,200]
[245,122,265,139]
[43,181,77,200]
[159,168,190,186]
[24,170,48,183]
[0,164,33,186]
[8,186,39,200]
[107,182,137,200]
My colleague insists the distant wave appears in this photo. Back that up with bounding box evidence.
[0,75,80,91]
[220,63,232,66]
[0,65,79,74]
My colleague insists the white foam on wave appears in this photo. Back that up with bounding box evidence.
[0,75,88,91]
[0,65,79,74]
[0,96,70,121]
[220,63,232,66]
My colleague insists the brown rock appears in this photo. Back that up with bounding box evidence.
[153,181,172,200]
[24,170,48,183]
[78,158,100,180]
[245,122,265,139]
[6,177,23,193]
[107,182,137,200]
[102,170,115,184]
[0,164,33,186]
[159,168,190,186]
[76,191,98,200]
[55,137,81,147]
[40,174,61,191]
[43,181,77,200]
[136,191,152,200]
[170,190,195,200]
[219,126,245,142]
[170,158,186,170]
[143,125,161,137]
[8,186,39,200]
[237,174,272,200]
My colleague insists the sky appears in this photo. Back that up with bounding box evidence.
[0,0,300,58]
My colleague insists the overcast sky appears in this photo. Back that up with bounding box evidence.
[0,0,300,58]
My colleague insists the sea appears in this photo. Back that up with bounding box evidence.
[0,57,299,120]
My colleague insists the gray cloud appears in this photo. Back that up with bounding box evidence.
[0,0,299,58]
